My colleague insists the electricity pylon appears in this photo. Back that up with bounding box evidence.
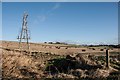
[17,12,30,50]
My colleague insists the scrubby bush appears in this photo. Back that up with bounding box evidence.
[100,49,104,51]
[48,42,53,44]
[82,49,86,52]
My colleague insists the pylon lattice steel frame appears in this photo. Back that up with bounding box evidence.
[17,13,30,50]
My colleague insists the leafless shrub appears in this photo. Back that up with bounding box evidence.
[82,49,86,52]
[100,49,104,51]
[92,48,95,50]
[5,48,11,51]
[55,46,60,49]
[65,47,68,49]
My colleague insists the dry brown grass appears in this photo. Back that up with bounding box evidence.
[2,49,43,78]
[2,41,119,57]
[1,41,120,79]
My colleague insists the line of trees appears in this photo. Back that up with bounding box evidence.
[44,41,120,48]
[44,42,68,45]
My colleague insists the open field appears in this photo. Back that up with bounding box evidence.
[1,41,119,55]
[1,41,120,79]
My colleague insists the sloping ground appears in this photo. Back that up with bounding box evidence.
[2,47,65,79]
[45,53,120,79]
[2,40,119,56]
[2,49,44,78]
[2,47,120,79]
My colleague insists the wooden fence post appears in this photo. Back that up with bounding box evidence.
[106,49,110,68]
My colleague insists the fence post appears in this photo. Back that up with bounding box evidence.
[106,49,110,68]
